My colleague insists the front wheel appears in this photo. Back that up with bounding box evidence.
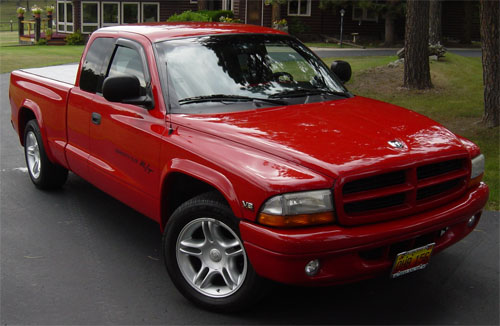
[24,120,68,189]
[163,193,266,312]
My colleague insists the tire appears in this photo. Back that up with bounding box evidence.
[163,192,267,312]
[24,120,68,189]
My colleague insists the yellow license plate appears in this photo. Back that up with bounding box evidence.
[391,243,435,278]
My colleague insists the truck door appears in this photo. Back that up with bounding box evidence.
[66,37,115,178]
[87,38,165,220]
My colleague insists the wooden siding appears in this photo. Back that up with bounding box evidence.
[281,4,393,41]
[74,0,81,32]
[442,0,480,41]
[161,0,199,20]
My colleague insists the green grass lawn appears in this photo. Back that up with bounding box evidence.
[323,54,499,210]
[0,31,84,73]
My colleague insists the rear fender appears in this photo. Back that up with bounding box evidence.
[18,100,56,163]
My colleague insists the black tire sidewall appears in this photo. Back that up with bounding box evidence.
[23,119,68,189]
[162,194,263,312]
[24,120,46,185]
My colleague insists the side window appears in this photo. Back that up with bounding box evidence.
[80,37,115,93]
[107,46,147,89]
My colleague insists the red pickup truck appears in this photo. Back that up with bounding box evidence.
[9,23,489,311]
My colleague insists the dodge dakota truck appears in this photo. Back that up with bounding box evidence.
[9,23,489,311]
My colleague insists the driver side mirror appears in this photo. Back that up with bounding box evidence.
[330,60,352,83]
[102,75,154,110]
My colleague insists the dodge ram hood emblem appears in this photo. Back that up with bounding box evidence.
[388,139,406,149]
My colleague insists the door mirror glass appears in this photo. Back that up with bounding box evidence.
[330,60,352,83]
[102,75,141,102]
[102,75,153,109]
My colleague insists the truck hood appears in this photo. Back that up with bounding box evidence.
[174,96,468,178]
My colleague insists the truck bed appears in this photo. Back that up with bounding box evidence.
[20,63,79,85]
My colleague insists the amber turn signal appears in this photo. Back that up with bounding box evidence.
[468,173,483,188]
[258,211,335,228]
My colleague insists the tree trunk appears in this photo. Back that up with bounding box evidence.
[461,1,473,44]
[271,3,281,23]
[479,0,500,128]
[384,13,396,46]
[403,0,432,89]
[429,0,442,45]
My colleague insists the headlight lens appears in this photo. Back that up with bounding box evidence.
[470,154,485,179]
[259,190,334,227]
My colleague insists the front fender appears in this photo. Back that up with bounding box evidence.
[162,158,242,218]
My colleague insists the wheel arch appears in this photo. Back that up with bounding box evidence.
[160,159,242,232]
[17,102,58,163]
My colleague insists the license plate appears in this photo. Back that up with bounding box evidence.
[391,243,435,278]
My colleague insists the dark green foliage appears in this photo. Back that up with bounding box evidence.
[36,38,47,45]
[65,30,84,45]
[167,10,234,22]
[198,10,234,22]
[167,11,210,22]
[287,17,310,36]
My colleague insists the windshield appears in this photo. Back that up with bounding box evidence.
[155,34,350,113]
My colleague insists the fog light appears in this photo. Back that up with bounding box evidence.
[467,215,476,227]
[305,259,320,276]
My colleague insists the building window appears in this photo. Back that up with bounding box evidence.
[81,1,100,34]
[102,2,120,26]
[222,0,233,10]
[287,0,311,16]
[57,1,73,33]
[142,3,159,22]
[352,4,378,22]
[123,2,140,24]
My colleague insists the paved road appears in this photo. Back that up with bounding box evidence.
[312,48,482,58]
[1,72,498,325]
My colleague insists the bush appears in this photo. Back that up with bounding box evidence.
[219,16,241,23]
[198,10,234,22]
[288,17,310,36]
[36,38,47,45]
[167,11,210,22]
[65,30,85,45]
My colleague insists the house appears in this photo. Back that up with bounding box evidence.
[56,0,480,43]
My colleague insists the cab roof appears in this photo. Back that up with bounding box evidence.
[96,22,286,43]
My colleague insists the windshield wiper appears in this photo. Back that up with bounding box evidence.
[269,88,350,98]
[178,94,287,105]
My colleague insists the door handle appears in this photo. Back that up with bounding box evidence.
[91,112,101,125]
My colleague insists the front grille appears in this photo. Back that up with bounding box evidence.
[345,193,406,214]
[343,171,406,195]
[417,159,464,179]
[417,178,462,201]
[338,157,468,225]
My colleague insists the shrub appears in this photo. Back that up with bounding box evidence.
[287,17,310,36]
[167,11,210,22]
[198,10,234,22]
[219,16,241,23]
[36,39,47,45]
[65,30,85,45]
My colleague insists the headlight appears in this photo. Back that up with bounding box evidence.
[469,154,485,187]
[258,190,335,228]
[471,154,485,179]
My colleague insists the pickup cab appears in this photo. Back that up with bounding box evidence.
[9,23,489,311]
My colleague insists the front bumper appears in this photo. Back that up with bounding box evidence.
[240,183,489,285]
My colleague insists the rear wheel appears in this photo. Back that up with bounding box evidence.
[24,120,68,189]
[163,192,266,312]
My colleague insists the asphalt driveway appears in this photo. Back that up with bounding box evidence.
[1,71,498,325]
